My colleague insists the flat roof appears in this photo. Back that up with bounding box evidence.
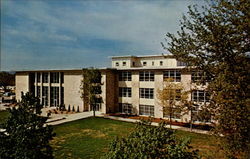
[111,54,174,59]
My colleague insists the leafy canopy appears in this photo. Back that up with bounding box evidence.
[0,92,55,159]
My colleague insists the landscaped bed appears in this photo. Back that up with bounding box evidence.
[52,117,224,159]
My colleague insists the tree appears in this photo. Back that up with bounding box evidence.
[0,71,15,91]
[105,120,199,159]
[158,79,188,128]
[163,0,250,157]
[0,92,55,159]
[80,68,103,116]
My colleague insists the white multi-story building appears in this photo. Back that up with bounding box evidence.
[15,54,209,123]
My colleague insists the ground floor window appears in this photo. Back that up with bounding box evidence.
[42,86,48,106]
[139,105,154,116]
[50,87,59,106]
[163,107,181,119]
[119,103,132,114]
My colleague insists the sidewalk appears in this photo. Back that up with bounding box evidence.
[103,115,210,135]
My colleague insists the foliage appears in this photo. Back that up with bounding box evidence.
[0,71,15,90]
[158,79,188,128]
[0,92,55,159]
[163,0,250,157]
[80,68,103,116]
[105,120,200,159]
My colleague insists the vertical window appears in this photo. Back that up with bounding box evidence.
[61,87,64,105]
[50,87,59,106]
[139,105,154,116]
[139,88,154,99]
[177,61,187,66]
[42,86,48,106]
[163,70,181,82]
[143,62,147,66]
[119,71,132,81]
[51,72,59,83]
[119,87,132,97]
[139,71,154,81]
[37,73,41,83]
[42,73,48,83]
[152,61,154,66]
[132,62,135,66]
[61,72,64,83]
[116,62,119,66]
[119,103,132,114]
[37,86,40,98]
[122,62,126,66]
[192,90,210,102]
[191,72,205,82]
[160,61,163,66]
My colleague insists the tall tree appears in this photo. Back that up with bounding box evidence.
[80,68,103,116]
[163,0,250,157]
[158,79,188,128]
[0,92,55,159]
[105,119,199,159]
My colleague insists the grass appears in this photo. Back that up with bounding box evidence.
[52,117,224,159]
[0,110,10,124]
[0,111,224,158]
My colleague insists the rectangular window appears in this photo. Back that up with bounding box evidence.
[163,70,181,82]
[61,72,64,83]
[37,73,41,83]
[152,61,154,66]
[119,87,132,97]
[139,105,154,116]
[119,71,132,81]
[119,103,132,114]
[61,87,64,105]
[160,61,163,66]
[42,73,48,83]
[143,62,147,66]
[191,72,202,82]
[163,108,181,119]
[116,62,119,66]
[42,86,48,106]
[51,72,59,83]
[37,86,40,98]
[122,62,126,66]
[192,90,210,102]
[177,61,187,66]
[139,71,154,81]
[139,88,154,99]
[50,87,59,106]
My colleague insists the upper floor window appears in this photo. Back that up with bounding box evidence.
[139,71,154,81]
[42,73,48,83]
[119,71,132,81]
[122,62,126,66]
[143,62,147,66]
[163,70,181,82]
[140,88,154,99]
[160,61,163,66]
[61,72,64,83]
[192,90,210,102]
[116,62,119,66]
[177,61,187,66]
[37,73,41,83]
[119,87,132,97]
[51,72,59,83]
[152,61,154,66]
[132,62,135,66]
[191,72,202,82]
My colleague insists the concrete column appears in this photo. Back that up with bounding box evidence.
[132,71,140,114]
[40,73,43,105]
[48,72,51,107]
[59,72,61,106]
[35,72,37,97]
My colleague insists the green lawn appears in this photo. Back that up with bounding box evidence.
[52,117,223,159]
[0,111,223,159]
[0,110,10,124]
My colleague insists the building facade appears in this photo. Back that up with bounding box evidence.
[15,55,209,123]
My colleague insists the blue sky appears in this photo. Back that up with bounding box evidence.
[1,0,204,71]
